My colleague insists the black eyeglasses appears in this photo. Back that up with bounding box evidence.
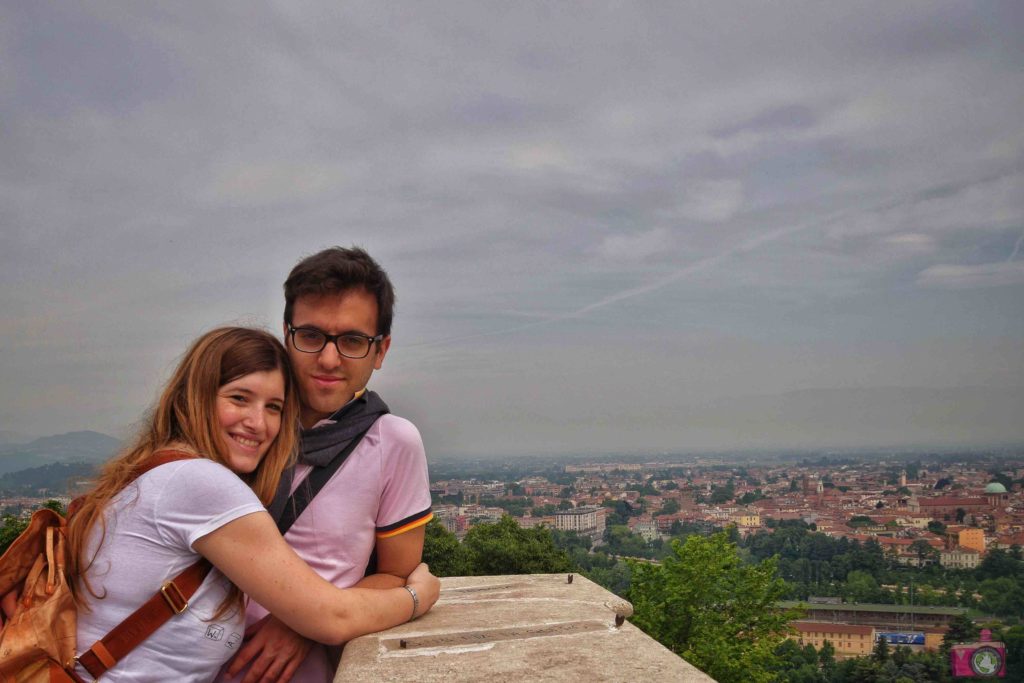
[287,326,384,359]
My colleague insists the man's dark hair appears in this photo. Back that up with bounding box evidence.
[283,247,396,336]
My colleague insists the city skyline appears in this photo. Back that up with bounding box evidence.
[2,3,1023,455]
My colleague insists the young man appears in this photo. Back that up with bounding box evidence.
[222,247,433,683]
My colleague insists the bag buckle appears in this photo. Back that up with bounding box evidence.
[160,580,188,614]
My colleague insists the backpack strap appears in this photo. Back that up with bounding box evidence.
[75,560,212,679]
[74,449,212,679]
[276,421,377,536]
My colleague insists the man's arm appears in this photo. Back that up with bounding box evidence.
[354,525,427,588]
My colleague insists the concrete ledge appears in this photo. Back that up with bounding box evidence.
[336,574,715,682]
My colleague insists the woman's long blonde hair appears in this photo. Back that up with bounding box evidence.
[67,327,299,616]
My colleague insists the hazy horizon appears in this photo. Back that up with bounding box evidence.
[3,3,1023,457]
[3,425,1023,464]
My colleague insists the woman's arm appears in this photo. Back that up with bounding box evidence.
[225,532,427,683]
[193,511,439,645]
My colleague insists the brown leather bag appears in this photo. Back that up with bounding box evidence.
[0,451,211,682]
[0,507,78,682]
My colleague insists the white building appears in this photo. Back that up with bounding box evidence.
[554,505,606,539]
[630,516,661,542]
[940,548,981,570]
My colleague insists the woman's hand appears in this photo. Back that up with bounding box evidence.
[405,563,440,618]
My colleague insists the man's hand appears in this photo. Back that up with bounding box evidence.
[406,563,440,618]
[225,614,313,683]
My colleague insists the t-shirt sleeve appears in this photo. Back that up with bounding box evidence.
[375,417,433,538]
[152,459,267,550]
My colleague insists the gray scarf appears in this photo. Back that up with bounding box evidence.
[267,390,389,522]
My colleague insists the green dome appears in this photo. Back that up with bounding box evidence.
[984,482,1008,494]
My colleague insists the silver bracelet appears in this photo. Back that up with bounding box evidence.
[403,585,420,621]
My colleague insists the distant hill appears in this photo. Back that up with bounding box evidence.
[0,461,98,496]
[0,431,122,476]
[20,431,121,456]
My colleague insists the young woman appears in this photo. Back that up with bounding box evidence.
[66,327,439,681]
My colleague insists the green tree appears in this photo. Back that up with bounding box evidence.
[941,613,978,657]
[978,576,1024,617]
[0,514,29,554]
[550,529,592,555]
[833,656,882,683]
[976,548,1023,580]
[772,640,825,683]
[584,560,632,597]
[604,525,656,559]
[660,499,680,515]
[872,634,890,663]
[818,641,836,679]
[909,539,937,566]
[0,500,65,553]
[601,499,634,525]
[41,499,66,516]
[421,518,469,577]
[461,516,572,576]
[628,531,796,683]
[709,480,735,504]
[845,570,881,603]
[1002,625,1024,683]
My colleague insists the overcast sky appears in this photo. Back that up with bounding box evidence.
[2,2,1022,457]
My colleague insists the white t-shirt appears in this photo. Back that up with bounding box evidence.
[75,459,266,682]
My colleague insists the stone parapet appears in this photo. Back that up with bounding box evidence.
[336,573,715,682]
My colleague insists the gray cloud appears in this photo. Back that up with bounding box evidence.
[916,262,1024,290]
[2,2,1023,453]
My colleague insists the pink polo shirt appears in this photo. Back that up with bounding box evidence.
[220,413,432,682]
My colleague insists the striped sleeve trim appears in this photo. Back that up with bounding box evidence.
[376,508,433,539]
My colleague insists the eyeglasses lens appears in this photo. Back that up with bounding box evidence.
[337,335,370,358]
[293,329,327,352]
[292,328,371,358]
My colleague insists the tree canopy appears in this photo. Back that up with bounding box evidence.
[461,516,572,576]
[628,531,796,683]
[421,518,469,577]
